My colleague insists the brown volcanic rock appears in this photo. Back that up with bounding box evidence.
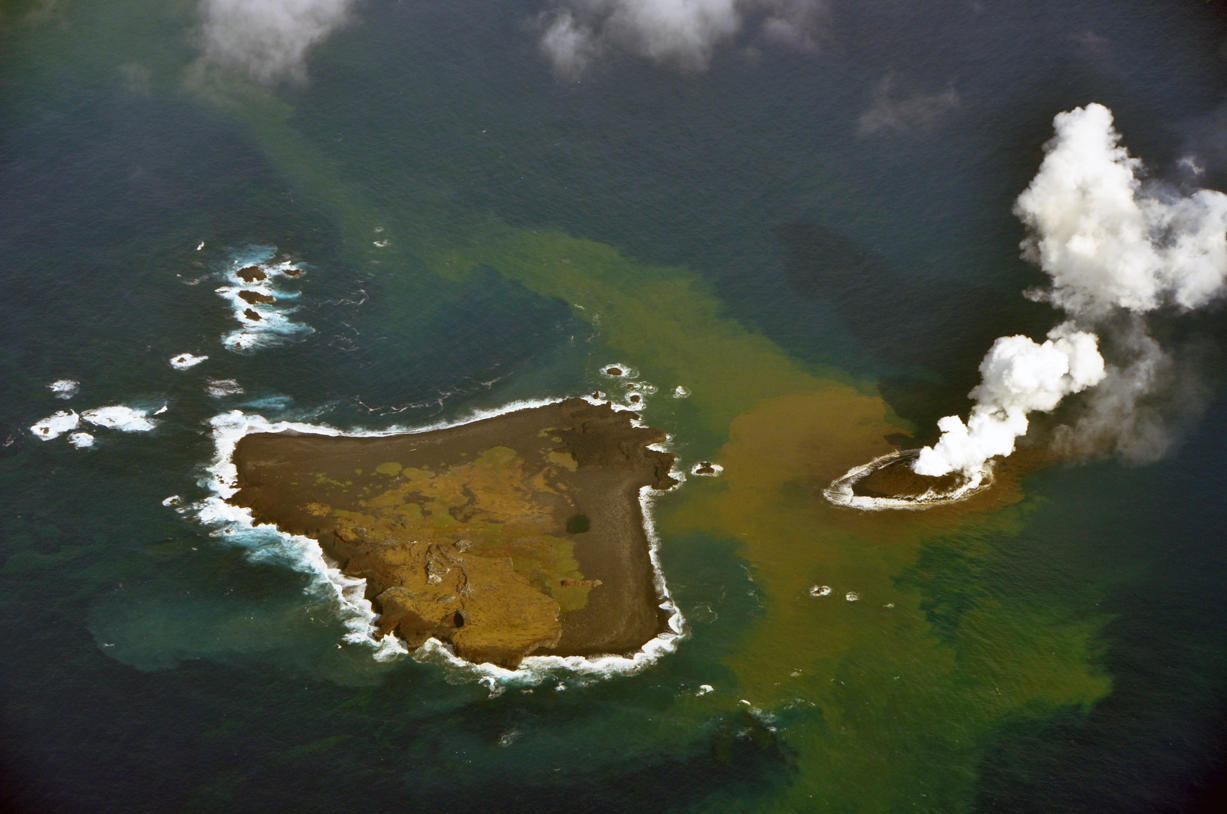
[236,265,266,283]
[228,398,676,667]
[853,453,966,499]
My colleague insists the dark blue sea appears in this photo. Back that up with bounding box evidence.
[2,1,1226,811]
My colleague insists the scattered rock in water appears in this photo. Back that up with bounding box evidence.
[236,265,266,283]
[238,290,275,305]
[691,461,722,477]
[169,353,208,370]
[243,308,262,322]
[603,366,623,377]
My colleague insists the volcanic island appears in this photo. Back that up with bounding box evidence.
[226,398,678,667]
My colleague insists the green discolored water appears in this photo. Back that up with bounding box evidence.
[2,1,1226,812]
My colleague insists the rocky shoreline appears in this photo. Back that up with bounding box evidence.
[227,398,676,667]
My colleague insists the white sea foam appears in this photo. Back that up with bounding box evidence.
[672,385,690,399]
[30,410,80,440]
[81,405,158,432]
[690,461,723,477]
[48,379,80,400]
[824,450,992,511]
[217,249,313,353]
[219,302,313,352]
[196,411,409,663]
[205,378,245,398]
[600,362,638,379]
[196,394,687,686]
[169,352,209,370]
[809,585,832,598]
[68,432,95,449]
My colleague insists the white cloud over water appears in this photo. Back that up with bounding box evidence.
[1015,103,1227,317]
[858,73,959,136]
[197,0,356,84]
[914,103,1227,479]
[537,0,827,77]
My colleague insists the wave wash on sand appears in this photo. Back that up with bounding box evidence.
[195,396,687,686]
[824,450,994,511]
[829,102,1227,511]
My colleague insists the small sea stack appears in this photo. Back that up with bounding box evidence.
[237,290,275,305]
[236,265,266,283]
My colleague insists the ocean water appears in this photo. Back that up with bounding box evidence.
[2,1,1226,811]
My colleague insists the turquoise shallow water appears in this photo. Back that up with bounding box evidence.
[2,1,1226,811]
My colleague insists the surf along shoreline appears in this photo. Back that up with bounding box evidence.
[197,395,688,680]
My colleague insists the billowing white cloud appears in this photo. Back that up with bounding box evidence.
[913,324,1105,477]
[197,0,356,84]
[913,103,1227,479]
[537,0,826,77]
[539,9,604,78]
[1015,103,1227,317]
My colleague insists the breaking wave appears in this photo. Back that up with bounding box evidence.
[195,391,687,687]
[824,449,993,511]
[216,246,313,353]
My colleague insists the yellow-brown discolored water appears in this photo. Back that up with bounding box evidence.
[161,62,1115,811]
[665,391,1108,808]
[429,226,1111,810]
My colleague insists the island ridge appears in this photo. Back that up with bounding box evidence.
[227,398,677,667]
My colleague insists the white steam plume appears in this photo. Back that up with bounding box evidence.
[1015,103,1227,317]
[913,324,1105,476]
[537,1,826,77]
[914,103,1227,479]
[197,0,356,84]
